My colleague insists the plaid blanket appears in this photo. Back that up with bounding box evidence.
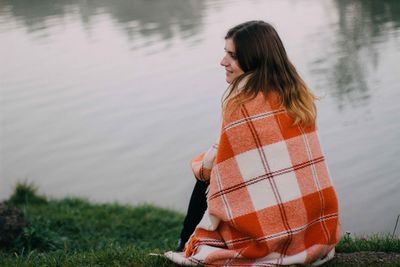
[166,92,340,266]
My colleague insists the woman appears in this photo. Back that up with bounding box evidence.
[166,20,340,266]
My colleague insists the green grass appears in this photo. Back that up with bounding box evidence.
[336,232,400,253]
[1,182,181,267]
[1,182,399,266]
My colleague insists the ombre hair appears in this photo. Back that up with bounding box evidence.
[222,20,317,127]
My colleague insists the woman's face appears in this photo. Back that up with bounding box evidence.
[220,38,244,84]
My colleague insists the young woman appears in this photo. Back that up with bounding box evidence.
[166,20,340,266]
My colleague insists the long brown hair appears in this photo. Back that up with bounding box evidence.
[222,20,316,126]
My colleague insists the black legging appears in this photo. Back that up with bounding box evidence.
[179,180,208,245]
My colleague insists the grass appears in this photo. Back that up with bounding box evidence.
[1,182,399,266]
[336,232,400,253]
[1,182,181,267]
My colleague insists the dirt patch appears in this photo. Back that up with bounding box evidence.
[328,252,400,266]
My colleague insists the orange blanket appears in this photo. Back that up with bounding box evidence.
[167,92,340,266]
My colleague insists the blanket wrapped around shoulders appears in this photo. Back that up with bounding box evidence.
[167,92,340,266]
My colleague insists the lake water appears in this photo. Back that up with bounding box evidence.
[1,0,399,234]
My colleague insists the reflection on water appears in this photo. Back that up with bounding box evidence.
[1,0,400,234]
[0,0,205,46]
[3,0,399,106]
[315,0,400,110]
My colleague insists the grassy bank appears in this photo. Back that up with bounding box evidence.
[1,183,399,267]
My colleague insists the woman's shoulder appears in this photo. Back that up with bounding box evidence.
[222,91,282,125]
[239,91,284,117]
[222,90,316,134]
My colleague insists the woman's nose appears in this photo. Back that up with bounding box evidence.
[220,55,228,67]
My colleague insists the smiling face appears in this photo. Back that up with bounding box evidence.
[220,38,244,84]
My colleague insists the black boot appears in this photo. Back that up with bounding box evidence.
[176,238,185,252]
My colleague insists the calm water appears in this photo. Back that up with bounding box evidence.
[1,0,399,234]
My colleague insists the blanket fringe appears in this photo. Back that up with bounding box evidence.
[185,236,200,257]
